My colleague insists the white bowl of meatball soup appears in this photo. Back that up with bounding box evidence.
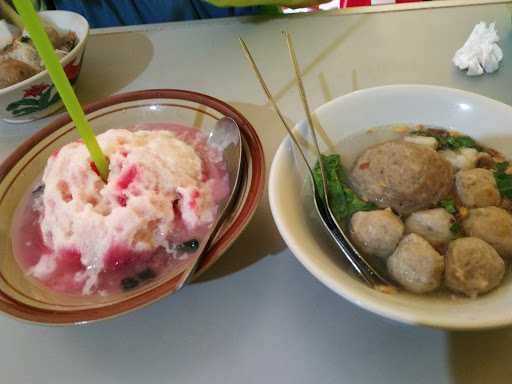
[269,85,512,330]
[0,11,89,123]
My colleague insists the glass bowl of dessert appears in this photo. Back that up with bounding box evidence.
[0,89,265,324]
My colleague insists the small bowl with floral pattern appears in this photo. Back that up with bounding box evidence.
[0,11,89,123]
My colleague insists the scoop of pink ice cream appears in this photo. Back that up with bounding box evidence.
[33,128,220,294]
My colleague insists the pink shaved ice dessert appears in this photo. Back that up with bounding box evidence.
[12,123,230,295]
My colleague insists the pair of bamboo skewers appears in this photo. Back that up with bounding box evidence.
[239,32,392,288]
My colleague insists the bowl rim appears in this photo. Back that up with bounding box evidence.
[269,84,512,331]
[0,10,89,96]
[0,88,265,325]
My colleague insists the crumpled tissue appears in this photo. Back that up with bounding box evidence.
[453,22,503,76]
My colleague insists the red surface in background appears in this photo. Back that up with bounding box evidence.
[340,0,421,7]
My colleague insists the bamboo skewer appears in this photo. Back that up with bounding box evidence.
[239,36,313,175]
[281,30,330,202]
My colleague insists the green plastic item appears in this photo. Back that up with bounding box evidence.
[12,0,109,181]
[259,5,282,14]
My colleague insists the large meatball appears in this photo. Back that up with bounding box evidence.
[462,207,512,258]
[349,209,404,258]
[387,234,445,293]
[455,168,501,208]
[0,59,37,89]
[445,237,505,297]
[405,208,455,247]
[350,141,453,215]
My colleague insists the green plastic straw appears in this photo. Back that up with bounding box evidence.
[13,0,109,181]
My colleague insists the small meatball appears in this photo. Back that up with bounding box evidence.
[387,234,444,293]
[463,207,512,258]
[351,141,453,215]
[439,148,479,171]
[405,208,455,247]
[0,59,37,88]
[404,135,438,150]
[455,168,501,208]
[445,237,505,297]
[349,209,404,258]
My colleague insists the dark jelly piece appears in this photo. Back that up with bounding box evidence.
[177,239,200,253]
[32,183,45,197]
[121,277,139,291]
[137,268,156,281]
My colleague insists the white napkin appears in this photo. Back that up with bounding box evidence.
[453,22,503,76]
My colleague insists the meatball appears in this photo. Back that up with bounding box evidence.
[387,234,445,293]
[349,209,404,258]
[405,208,455,247]
[445,237,505,297]
[455,168,501,208]
[350,141,453,215]
[463,207,512,258]
[0,59,37,88]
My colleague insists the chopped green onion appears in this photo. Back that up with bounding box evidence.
[412,130,481,151]
[494,161,512,199]
[450,222,463,236]
[440,198,457,214]
[313,154,376,222]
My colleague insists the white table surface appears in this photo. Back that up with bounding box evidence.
[3,3,512,383]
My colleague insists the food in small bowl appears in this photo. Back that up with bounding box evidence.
[0,89,265,324]
[269,85,512,329]
[0,18,77,88]
[0,11,89,123]
[12,124,230,296]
